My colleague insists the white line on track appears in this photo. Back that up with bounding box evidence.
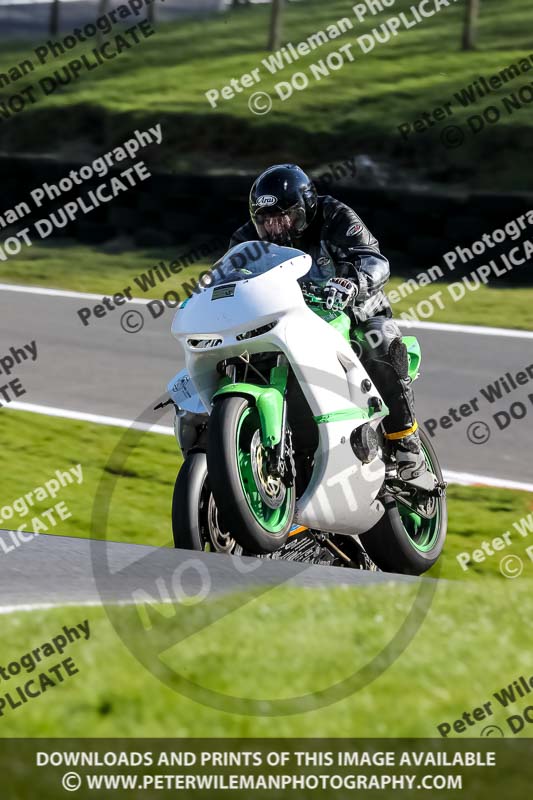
[442,470,533,493]
[0,598,171,616]
[399,320,533,339]
[2,282,533,339]
[0,282,153,305]
[6,401,533,492]
[6,401,174,435]
[0,601,109,616]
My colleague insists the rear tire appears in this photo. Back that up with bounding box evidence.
[208,396,295,554]
[359,429,447,575]
[172,452,242,554]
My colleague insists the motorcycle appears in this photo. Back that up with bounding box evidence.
[165,241,447,575]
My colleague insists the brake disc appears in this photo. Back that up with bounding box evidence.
[250,429,287,509]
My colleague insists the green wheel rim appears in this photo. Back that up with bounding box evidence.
[397,442,442,553]
[236,407,292,533]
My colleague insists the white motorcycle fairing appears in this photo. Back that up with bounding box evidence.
[171,243,388,536]
[168,369,207,415]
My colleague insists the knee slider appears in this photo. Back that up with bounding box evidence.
[388,337,409,379]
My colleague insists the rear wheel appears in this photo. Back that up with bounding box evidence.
[208,396,295,554]
[172,451,242,554]
[359,429,447,575]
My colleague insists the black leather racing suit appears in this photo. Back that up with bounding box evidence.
[230,194,416,438]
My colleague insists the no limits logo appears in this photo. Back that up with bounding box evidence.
[90,364,440,717]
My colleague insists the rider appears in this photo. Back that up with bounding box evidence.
[229,163,427,482]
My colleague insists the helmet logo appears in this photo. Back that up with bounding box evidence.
[346,223,363,236]
[257,195,278,207]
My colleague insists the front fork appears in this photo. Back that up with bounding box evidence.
[220,353,296,488]
[268,414,296,488]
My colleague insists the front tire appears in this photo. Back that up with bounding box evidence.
[172,451,242,554]
[208,396,295,554]
[359,429,447,575]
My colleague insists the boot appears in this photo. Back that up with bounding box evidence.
[388,426,427,481]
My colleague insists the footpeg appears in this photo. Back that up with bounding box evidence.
[403,471,438,492]
[429,481,447,498]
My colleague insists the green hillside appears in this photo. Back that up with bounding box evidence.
[0,0,531,187]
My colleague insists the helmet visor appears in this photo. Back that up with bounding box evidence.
[254,204,307,244]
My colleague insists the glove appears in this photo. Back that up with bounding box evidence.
[325,276,359,311]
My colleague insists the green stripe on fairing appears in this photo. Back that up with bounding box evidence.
[313,404,389,424]
[403,335,422,382]
[310,306,351,342]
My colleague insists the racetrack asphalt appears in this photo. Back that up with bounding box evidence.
[1,286,532,485]
[0,531,422,612]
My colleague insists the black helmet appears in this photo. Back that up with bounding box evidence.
[249,164,318,246]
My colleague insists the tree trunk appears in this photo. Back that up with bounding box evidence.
[49,0,60,36]
[268,0,284,52]
[462,0,480,51]
[97,0,109,44]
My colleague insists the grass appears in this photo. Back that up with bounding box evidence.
[0,406,179,549]
[1,577,533,738]
[436,485,533,580]
[0,0,531,186]
[3,240,533,329]
[1,408,533,581]
[2,408,532,744]
[0,240,214,298]
[389,275,533,330]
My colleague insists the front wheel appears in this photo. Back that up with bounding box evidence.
[207,396,296,554]
[359,429,447,575]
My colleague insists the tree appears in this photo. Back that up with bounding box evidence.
[268,0,285,52]
[97,0,109,45]
[462,0,480,51]
[49,0,60,36]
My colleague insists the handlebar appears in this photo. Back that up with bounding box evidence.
[299,281,328,304]
[300,280,361,326]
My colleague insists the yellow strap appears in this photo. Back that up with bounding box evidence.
[384,421,419,441]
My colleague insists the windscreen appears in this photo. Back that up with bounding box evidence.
[207,241,305,288]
